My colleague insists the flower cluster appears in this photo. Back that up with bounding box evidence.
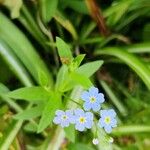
[53,86,117,143]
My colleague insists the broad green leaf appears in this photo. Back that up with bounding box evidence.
[38,69,50,87]
[39,0,58,23]
[0,12,53,85]
[14,104,44,120]
[2,0,22,18]
[95,48,150,90]
[56,37,73,64]
[64,125,75,143]
[54,12,78,40]
[6,87,50,102]
[37,93,62,132]
[72,54,86,68]
[24,122,38,133]
[0,120,23,150]
[68,143,94,150]
[55,65,68,90]
[70,72,93,88]
[76,60,103,77]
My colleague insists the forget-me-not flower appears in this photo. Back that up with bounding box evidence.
[74,108,94,131]
[98,109,117,133]
[81,86,105,111]
[53,110,74,128]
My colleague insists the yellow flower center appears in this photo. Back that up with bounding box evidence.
[79,117,86,123]
[90,97,96,103]
[62,115,68,120]
[104,117,111,124]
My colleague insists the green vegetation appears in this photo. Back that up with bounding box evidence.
[0,0,150,149]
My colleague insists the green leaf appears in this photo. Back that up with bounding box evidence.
[37,93,61,132]
[56,37,73,64]
[24,122,38,133]
[61,0,89,14]
[100,80,127,116]
[14,104,44,120]
[2,0,23,18]
[72,54,86,68]
[38,69,50,87]
[55,65,68,90]
[0,39,33,87]
[64,125,75,143]
[95,47,150,90]
[70,72,93,88]
[39,0,58,23]
[76,60,103,77]
[68,143,94,150]
[0,120,23,150]
[54,12,78,40]
[6,87,50,102]
[112,125,150,135]
[0,12,53,85]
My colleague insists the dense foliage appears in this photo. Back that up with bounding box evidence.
[0,0,150,150]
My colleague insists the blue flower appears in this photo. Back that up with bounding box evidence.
[98,109,117,133]
[81,86,105,111]
[74,108,94,131]
[53,110,74,128]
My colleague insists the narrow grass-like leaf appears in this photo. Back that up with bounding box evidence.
[6,87,50,102]
[126,43,150,53]
[39,0,58,22]
[61,0,89,14]
[112,125,150,135]
[0,12,53,85]
[100,80,127,116]
[0,39,33,87]
[96,48,150,90]
[0,120,23,150]
[54,11,78,40]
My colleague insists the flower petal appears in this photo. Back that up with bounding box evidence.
[108,109,116,117]
[83,102,91,111]
[92,103,100,111]
[104,125,112,133]
[53,116,61,124]
[111,118,117,127]
[89,86,99,95]
[55,110,65,116]
[85,112,93,120]
[81,91,89,101]
[61,120,70,127]
[75,123,85,131]
[85,119,93,129]
[97,93,105,103]
[74,108,84,116]
[98,117,105,128]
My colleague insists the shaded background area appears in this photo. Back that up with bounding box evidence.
[0,0,150,149]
